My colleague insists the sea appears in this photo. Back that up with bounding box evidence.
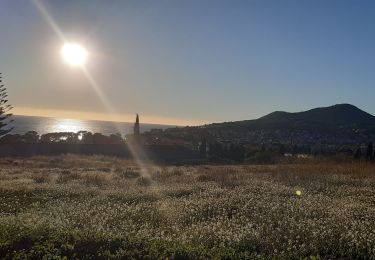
[7,115,175,136]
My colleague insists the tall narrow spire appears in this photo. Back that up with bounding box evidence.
[134,113,140,136]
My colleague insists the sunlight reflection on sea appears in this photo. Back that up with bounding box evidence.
[9,115,174,136]
[47,118,88,133]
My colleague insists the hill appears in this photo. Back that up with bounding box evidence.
[208,104,375,131]
[153,104,375,146]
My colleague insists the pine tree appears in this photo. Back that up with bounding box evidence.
[0,73,13,137]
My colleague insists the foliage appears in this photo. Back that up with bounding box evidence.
[245,150,279,164]
[0,73,13,137]
[0,131,124,144]
[208,142,245,163]
[366,142,374,161]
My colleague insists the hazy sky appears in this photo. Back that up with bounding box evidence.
[1,0,375,125]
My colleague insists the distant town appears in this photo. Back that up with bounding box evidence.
[1,104,375,163]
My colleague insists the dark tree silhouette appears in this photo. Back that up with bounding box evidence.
[93,133,110,144]
[78,131,94,144]
[23,131,39,143]
[231,144,245,163]
[0,73,13,137]
[109,133,123,144]
[199,136,207,157]
[40,132,78,143]
[366,142,374,161]
[0,134,21,144]
[134,114,140,136]
[354,146,362,160]
[208,142,224,160]
[278,143,285,156]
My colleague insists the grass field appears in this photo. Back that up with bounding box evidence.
[1,155,375,259]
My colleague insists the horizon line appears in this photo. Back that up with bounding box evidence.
[12,107,206,127]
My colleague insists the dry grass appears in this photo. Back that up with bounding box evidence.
[1,154,375,259]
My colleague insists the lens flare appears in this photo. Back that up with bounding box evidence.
[61,43,88,67]
[32,0,156,183]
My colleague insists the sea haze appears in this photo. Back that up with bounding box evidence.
[8,115,175,136]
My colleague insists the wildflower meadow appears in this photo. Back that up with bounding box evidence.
[0,155,375,259]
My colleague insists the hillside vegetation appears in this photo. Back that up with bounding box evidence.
[1,155,375,259]
[209,104,375,131]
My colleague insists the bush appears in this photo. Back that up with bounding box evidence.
[246,151,279,164]
[31,172,51,183]
[136,176,152,186]
[82,173,110,186]
[116,167,140,179]
[56,170,81,184]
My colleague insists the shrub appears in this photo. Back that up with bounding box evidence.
[31,172,51,183]
[56,170,81,184]
[82,173,110,186]
[246,151,279,164]
[136,176,152,186]
[116,167,140,179]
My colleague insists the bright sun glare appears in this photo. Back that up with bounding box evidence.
[61,43,88,67]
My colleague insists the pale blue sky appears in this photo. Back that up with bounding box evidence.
[1,0,375,125]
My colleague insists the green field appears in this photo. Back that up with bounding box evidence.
[1,155,374,259]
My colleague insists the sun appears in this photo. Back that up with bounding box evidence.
[61,43,88,67]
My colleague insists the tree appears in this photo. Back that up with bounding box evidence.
[199,136,207,157]
[40,132,78,143]
[109,133,123,144]
[354,146,362,160]
[366,142,374,161]
[0,73,13,137]
[133,114,140,136]
[23,131,39,143]
[208,142,224,161]
[78,131,93,144]
[278,143,285,156]
[93,133,109,144]
[231,144,245,163]
[0,134,21,144]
